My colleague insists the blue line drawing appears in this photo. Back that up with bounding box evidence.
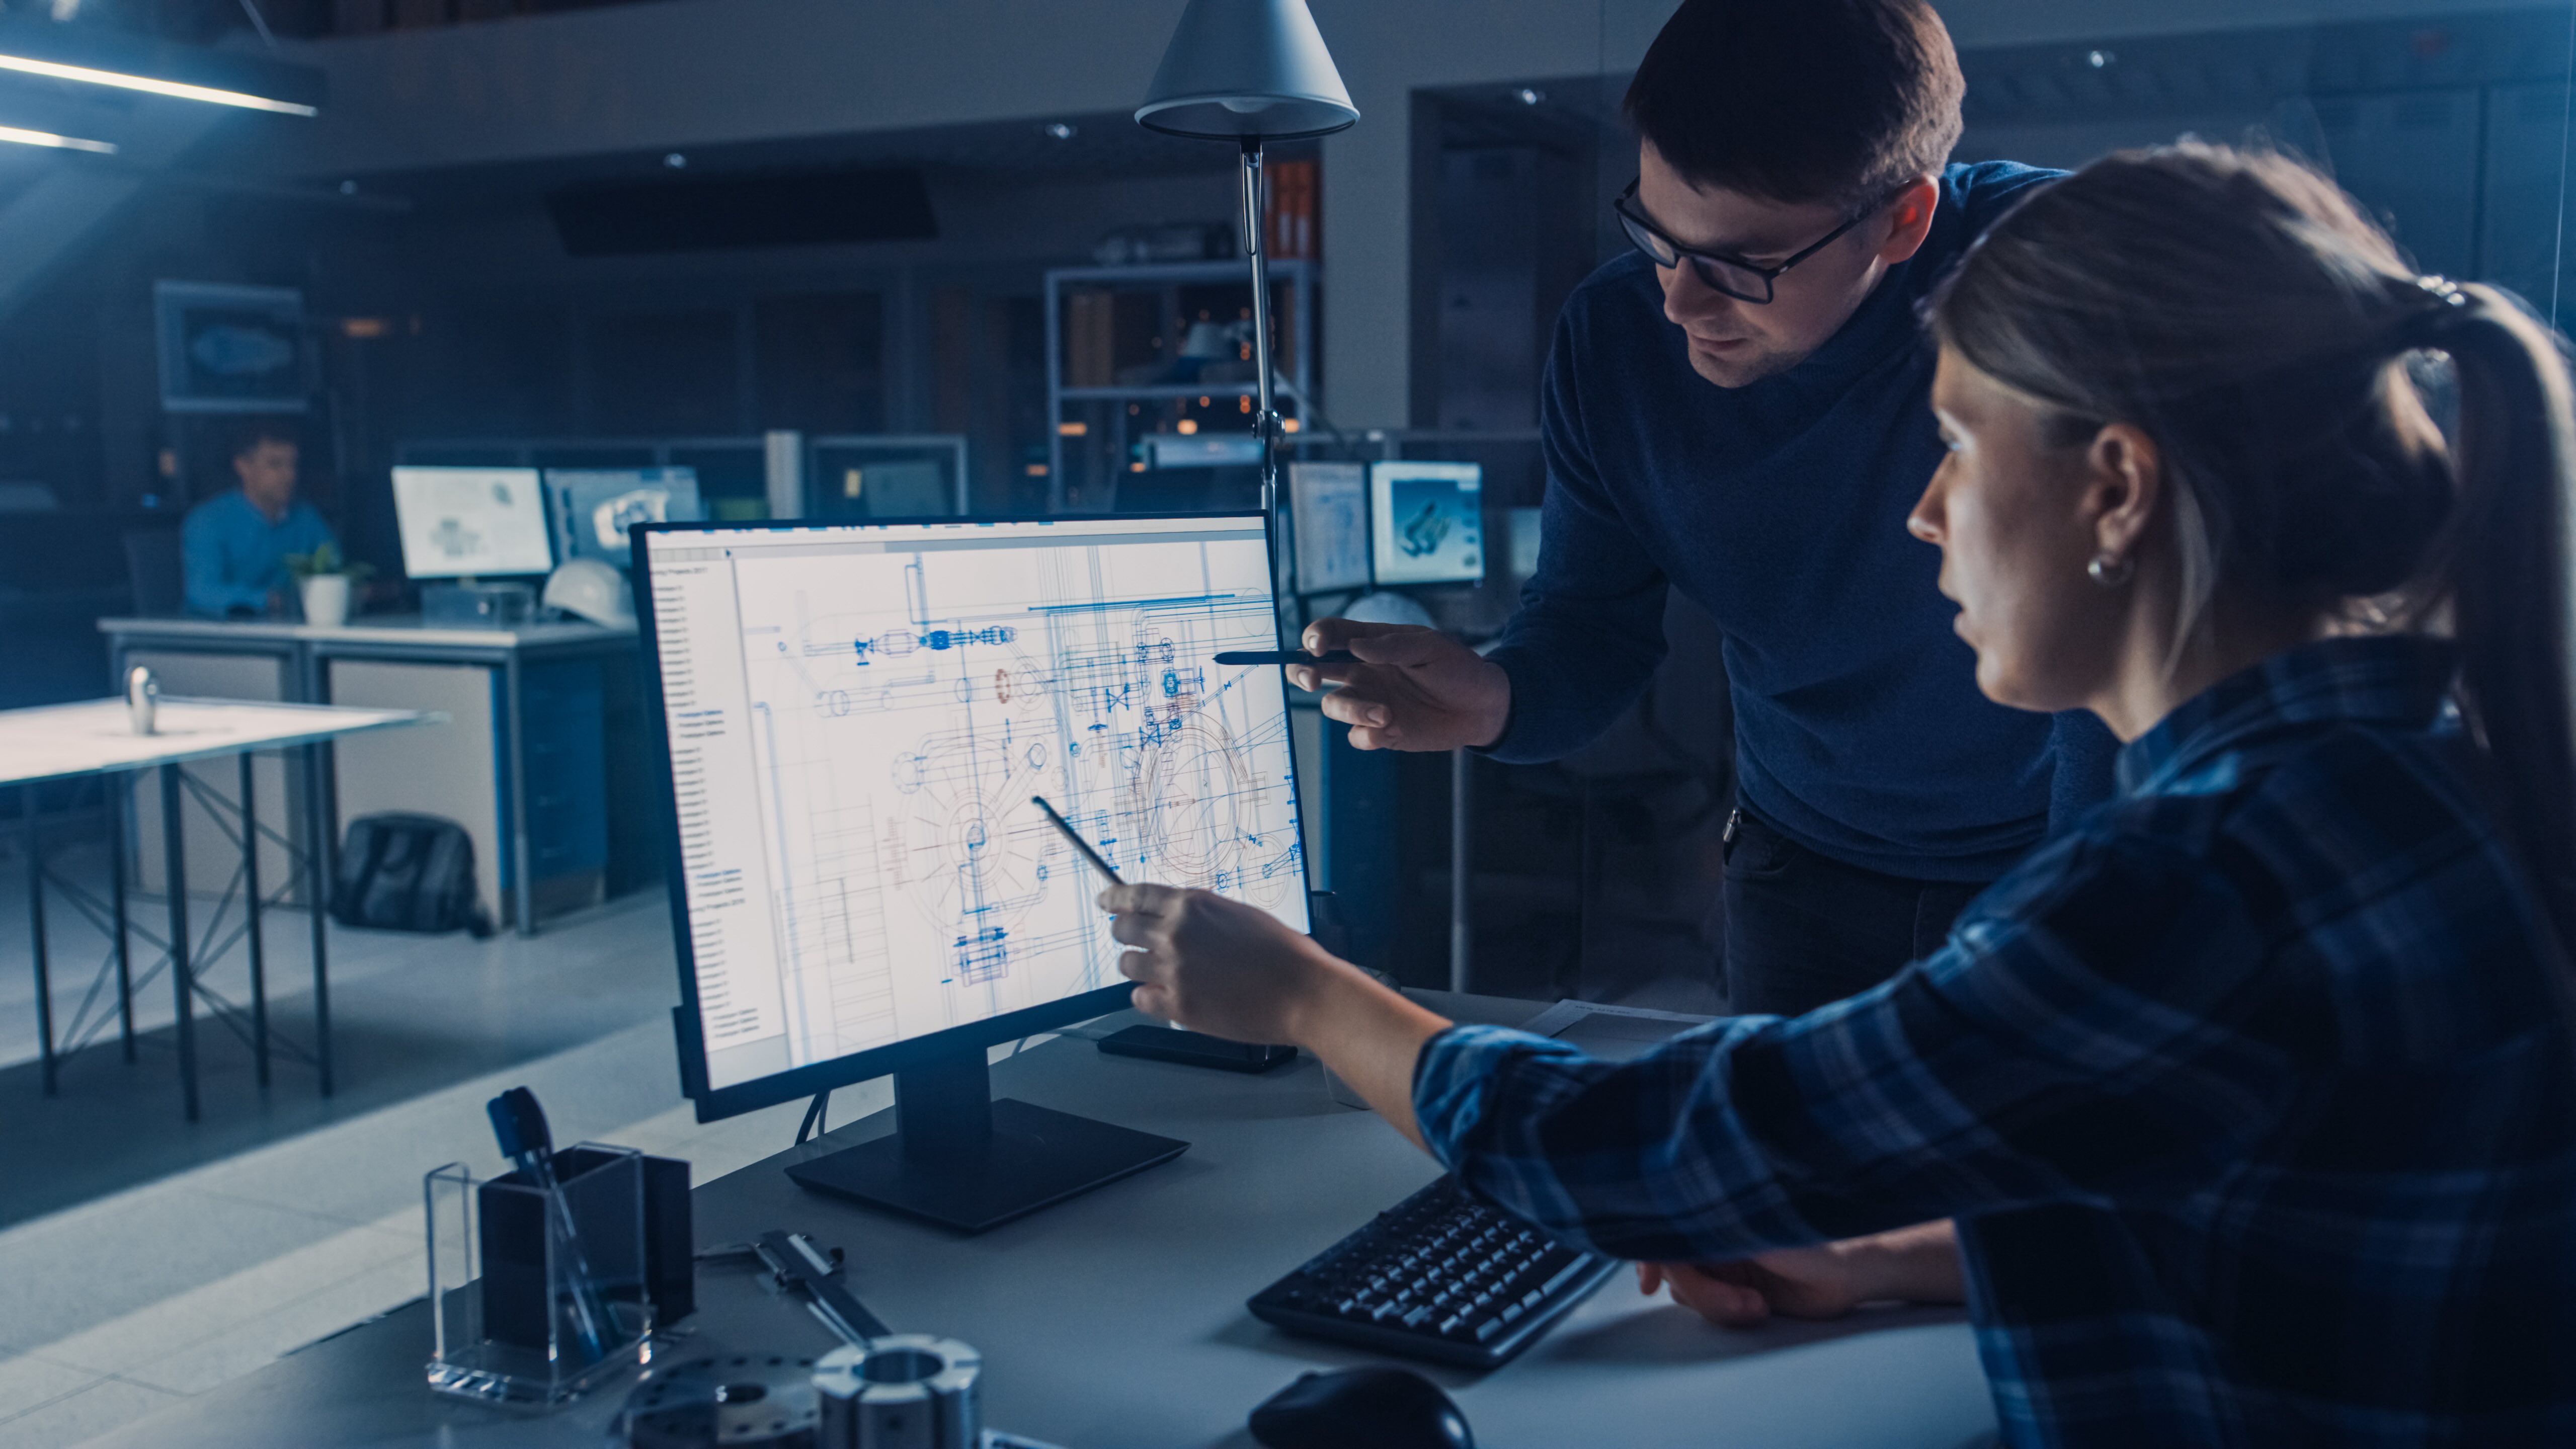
[729,537,1309,1072]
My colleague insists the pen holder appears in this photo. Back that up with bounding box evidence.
[425,1144,654,1406]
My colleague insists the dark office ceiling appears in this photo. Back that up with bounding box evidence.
[1424,8,2576,154]
[1962,9,2575,125]
[326,107,1259,217]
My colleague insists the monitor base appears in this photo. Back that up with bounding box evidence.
[1097,1024,1297,1073]
[786,1098,1187,1234]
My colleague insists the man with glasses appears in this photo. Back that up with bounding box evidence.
[1298,0,2117,1019]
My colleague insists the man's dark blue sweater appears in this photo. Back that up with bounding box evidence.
[1484,160,2118,882]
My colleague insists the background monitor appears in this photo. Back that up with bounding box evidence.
[545,467,703,568]
[1369,460,1485,586]
[1289,461,1371,593]
[391,466,554,579]
[845,459,947,516]
[637,512,1310,1228]
[809,435,968,519]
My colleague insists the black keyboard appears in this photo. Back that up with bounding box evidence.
[1247,1176,1620,1369]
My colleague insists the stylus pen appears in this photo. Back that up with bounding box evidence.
[1031,795,1126,887]
[1213,650,1358,666]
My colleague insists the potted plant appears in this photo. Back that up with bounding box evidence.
[285,543,373,628]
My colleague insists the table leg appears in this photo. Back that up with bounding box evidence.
[161,765,197,1122]
[110,771,134,1062]
[240,752,268,1090]
[507,654,535,937]
[305,742,333,1097]
[28,786,53,1096]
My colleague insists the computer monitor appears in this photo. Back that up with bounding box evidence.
[636,512,1311,1231]
[844,460,948,516]
[1369,461,1485,586]
[545,467,703,568]
[809,435,968,520]
[391,466,554,579]
[1289,461,1371,593]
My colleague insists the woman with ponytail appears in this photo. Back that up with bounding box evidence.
[1104,143,2576,1445]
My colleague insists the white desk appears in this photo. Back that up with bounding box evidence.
[84,993,1995,1448]
[2,696,433,1118]
[99,615,643,935]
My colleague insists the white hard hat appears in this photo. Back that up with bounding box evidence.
[1341,590,1437,630]
[542,557,634,628]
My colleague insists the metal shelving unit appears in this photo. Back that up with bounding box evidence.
[1043,259,1317,513]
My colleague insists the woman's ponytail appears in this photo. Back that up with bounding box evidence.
[2423,288,2576,939]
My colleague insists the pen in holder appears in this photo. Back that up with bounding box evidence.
[426,1087,659,1404]
[425,1145,654,1405]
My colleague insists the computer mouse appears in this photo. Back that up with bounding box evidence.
[1248,1366,1474,1449]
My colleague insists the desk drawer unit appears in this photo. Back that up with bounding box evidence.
[331,659,608,928]
[509,661,608,919]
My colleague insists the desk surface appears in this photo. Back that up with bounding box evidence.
[98,614,636,651]
[0,697,435,786]
[88,995,1993,1449]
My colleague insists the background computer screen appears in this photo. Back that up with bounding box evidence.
[1289,461,1372,593]
[545,467,703,568]
[642,515,1311,1097]
[1369,461,1485,586]
[391,466,555,579]
[844,460,948,517]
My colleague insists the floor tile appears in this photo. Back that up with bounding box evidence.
[119,1253,423,1397]
[0,1192,371,1351]
[31,1217,415,1378]
[0,1375,179,1447]
[0,1348,97,1424]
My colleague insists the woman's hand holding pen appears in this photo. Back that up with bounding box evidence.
[1101,882,1452,1149]
[1101,883,1340,1042]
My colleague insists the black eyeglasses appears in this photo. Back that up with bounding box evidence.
[1613,180,1887,304]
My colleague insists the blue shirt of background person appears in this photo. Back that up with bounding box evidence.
[182,425,334,618]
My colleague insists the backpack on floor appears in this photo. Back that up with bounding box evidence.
[330,813,495,936]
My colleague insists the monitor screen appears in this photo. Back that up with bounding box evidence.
[1289,461,1371,593]
[812,438,967,520]
[391,466,554,579]
[546,467,704,568]
[1369,461,1485,586]
[640,514,1312,1111]
[844,460,949,517]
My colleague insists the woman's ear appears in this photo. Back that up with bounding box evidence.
[2086,423,2163,563]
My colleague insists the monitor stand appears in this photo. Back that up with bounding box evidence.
[783,1047,1188,1234]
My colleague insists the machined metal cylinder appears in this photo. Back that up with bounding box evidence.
[126,665,157,736]
[812,1336,981,1449]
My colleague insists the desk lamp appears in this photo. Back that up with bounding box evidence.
[1136,0,1358,528]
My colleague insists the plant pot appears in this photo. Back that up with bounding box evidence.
[300,573,353,628]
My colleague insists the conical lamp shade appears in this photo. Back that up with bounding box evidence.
[1135,0,1358,141]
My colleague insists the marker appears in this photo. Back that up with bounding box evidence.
[1212,650,1358,667]
[1031,795,1125,887]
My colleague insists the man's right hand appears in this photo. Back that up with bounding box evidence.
[1288,619,1510,752]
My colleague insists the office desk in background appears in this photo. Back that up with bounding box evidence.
[98,616,656,935]
[86,993,1995,1449]
[1,696,432,1118]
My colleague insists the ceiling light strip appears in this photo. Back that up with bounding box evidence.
[0,50,315,115]
[0,122,113,153]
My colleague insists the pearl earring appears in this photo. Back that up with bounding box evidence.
[2087,553,2134,588]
